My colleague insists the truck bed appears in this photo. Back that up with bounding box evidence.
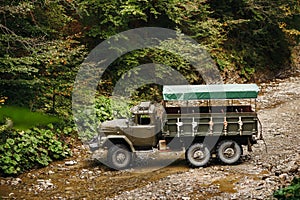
[163,106,257,137]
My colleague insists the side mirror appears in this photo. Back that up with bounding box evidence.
[125,119,129,127]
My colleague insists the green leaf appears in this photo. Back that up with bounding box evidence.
[13,154,21,162]
[6,138,14,146]
[47,124,54,129]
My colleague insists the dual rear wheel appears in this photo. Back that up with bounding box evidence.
[217,140,242,164]
[186,140,242,167]
[186,143,211,167]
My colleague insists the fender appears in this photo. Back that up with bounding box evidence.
[102,135,136,152]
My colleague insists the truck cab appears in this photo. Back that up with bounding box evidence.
[124,101,163,149]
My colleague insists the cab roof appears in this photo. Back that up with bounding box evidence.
[130,101,156,114]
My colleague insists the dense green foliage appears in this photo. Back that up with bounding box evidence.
[0,0,300,175]
[0,39,86,116]
[0,125,72,175]
[1,0,300,109]
[75,95,133,142]
[274,177,300,199]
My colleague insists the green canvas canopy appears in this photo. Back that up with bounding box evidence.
[163,84,260,101]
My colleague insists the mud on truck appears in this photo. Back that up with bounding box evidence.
[89,84,263,169]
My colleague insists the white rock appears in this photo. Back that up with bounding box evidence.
[65,160,77,166]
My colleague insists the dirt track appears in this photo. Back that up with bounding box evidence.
[1,74,300,199]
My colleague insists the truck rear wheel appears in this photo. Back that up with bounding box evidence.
[186,143,211,167]
[108,144,132,170]
[217,140,242,164]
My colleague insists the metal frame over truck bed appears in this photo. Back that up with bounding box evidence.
[162,84,261,167]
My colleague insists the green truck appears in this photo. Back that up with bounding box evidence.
[89,84,262,169]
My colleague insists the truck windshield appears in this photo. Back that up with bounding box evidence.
[136,115,151,125]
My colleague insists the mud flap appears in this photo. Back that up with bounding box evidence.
[247,138,253,152]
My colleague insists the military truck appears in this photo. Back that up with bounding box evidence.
[89,84,262,169]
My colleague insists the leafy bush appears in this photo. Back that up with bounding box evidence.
[0,126,71,176]
[95,95,132,121]
[74,95,134,142]
[274,177,300,200]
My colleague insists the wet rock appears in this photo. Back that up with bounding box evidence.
[35,179,54,190]
[256,185,264,190]
[262,163,271,169]
[47,170,55,175]
[288,164,298,173]
[65,160,77,166]
[27,173,36,179]
[11,178,22,185]
[279,173,290,184]
[58,167,69,172]
[0,179,6,185]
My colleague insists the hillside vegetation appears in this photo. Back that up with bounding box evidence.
[1,0,300,111]
[0,0,300,176]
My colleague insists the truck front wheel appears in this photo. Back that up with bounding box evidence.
[217,140,242,164]
[186,143,211,167]
[108,144,132,170]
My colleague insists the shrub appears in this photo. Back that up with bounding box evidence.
[74,95,133,142]
[0,126,71,176]
[274,177,300,200]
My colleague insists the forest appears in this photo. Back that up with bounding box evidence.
[0,0,299,179]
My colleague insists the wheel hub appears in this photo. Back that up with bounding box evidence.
[223,148,235,158]
[193,149,205,160]
[116,152,126,163]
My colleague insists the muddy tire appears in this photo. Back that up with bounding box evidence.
[108,144,132,170]
[217,140,242,164]
[186,143,211,167]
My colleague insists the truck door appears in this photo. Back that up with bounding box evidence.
[130,114,157,147]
